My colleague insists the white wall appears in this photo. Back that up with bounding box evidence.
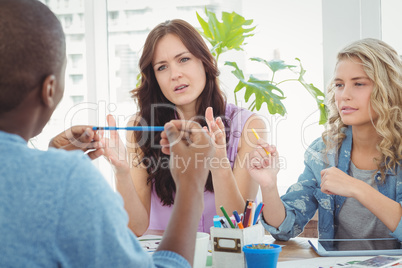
[238,0,325,194]
[381,0,402,54]
[322,0,381,86]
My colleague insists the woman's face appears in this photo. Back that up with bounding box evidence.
[334,57,377,127]
[152,33,206,110]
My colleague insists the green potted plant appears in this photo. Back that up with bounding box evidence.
[242,243,282,268]
[197,8,327,125]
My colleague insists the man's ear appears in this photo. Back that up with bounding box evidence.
[41,74,57,108]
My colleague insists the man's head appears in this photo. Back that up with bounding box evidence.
[0,0,66,136]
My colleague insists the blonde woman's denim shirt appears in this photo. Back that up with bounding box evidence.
[262,126,402,241]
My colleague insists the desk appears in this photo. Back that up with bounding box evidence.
[264,236,319,262]
[142,230,396,267]
[144,229,319,263]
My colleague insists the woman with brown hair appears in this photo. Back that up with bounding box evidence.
[104,19,266,236]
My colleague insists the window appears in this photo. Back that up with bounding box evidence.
[108,11,119,26]
[71,95,84,104]
[69,54,83,69]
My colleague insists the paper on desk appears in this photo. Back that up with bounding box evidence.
[138,234,213,259]
[277,256,371,268]
[138,234,163,254]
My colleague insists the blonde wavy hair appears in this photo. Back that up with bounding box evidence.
[322,38,402,180]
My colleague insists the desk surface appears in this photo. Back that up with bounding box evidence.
[143,229,319,262]
[264,236,319,262]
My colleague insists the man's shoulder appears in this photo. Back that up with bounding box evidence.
[19,148,103,187]
[42,149,113,206]
[47,149,105,183]
[37,148,93,171]
[45,147,90,161]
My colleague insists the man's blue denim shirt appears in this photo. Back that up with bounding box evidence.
[262,126,402,241]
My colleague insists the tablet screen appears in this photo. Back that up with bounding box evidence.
[319,238,402,251]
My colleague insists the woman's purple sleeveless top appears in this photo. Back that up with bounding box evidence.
[148,103,254,232]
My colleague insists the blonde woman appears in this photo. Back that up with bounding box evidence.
[248,38,402,241]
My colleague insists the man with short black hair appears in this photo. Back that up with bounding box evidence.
[0,1,214,267]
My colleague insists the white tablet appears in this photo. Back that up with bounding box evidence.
[308,238,402,257]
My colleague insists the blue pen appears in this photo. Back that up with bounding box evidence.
[253,202,264,225]
[233,210,244,229]
[93,126,164,131]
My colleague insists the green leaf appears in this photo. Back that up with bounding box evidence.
[197,9,255,60]
[136,73,141,88]
[196,11,212,39]
[226,61,286,115]
[250,57,296,73]
[296,58,327,124]
[247,76,287,115]
[197,9,327,125]
[225,61,245,84]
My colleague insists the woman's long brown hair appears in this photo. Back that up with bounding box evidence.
[131,19,227,206]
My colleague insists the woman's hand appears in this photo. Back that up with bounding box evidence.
[247,139,280,190]
[320,167,361,197]
[160,107,226,167]
[204,107,227,164]
[101,114,130,174]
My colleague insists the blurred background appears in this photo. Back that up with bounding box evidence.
[35,0,402,194]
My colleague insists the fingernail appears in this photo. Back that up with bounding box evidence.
[164,122,173,130]
[84,129,91,137]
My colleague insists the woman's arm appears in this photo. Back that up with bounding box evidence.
[103,114,151,236]
[357,183,402,232]
[247,139,286,228]
[234,115,267,202]
[117,153,151,236]
[206,110,264,216]
[321,167,402,232]
[157,120,214,264]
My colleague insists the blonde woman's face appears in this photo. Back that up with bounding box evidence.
[152,34,206,111]
[334,57,377,127]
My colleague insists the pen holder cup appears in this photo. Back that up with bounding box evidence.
[242,244,281,268]
[210,223,265,268]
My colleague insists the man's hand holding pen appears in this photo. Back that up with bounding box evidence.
[160,120,215,188]
[49,126,104,160]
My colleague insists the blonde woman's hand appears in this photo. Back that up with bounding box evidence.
[247,139,280,190]
[320,167,361,197]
